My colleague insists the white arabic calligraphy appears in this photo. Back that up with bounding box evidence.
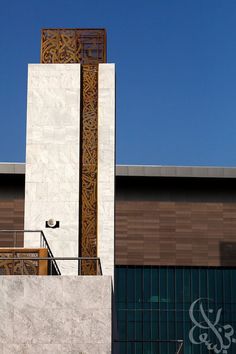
[189,298,236,354]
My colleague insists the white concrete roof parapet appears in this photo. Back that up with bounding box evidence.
[1,162,236,178]
[116,164,236,179]
[0,163,25,174]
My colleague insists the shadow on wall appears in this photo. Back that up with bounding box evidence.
[220,241,236,266]
[112,286,119,354]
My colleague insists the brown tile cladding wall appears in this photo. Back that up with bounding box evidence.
[115,176,236,267]
[0,175,24,247]
[1,172,236,266]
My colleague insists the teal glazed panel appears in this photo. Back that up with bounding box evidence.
[115,266,236,354]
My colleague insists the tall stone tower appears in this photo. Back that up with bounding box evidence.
[24,29,115,276]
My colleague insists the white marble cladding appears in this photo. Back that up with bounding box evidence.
[0,276,112,354]
[24,64,81,275]
[97,64,115,278]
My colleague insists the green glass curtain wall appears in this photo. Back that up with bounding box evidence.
[115,266,236,354]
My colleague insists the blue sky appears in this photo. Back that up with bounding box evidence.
[1,0,236,166]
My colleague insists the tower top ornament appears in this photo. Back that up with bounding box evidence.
[41,28,106,64]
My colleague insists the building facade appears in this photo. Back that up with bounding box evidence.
[115,166,236,353]
[1,164,236,353]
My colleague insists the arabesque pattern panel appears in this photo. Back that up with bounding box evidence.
[0,248,48,275]
[80,65,98,275]
[41,28,106,64]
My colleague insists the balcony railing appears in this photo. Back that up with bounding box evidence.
[0,230,102,276]
[0,229,52,248]
[0,256,102,275]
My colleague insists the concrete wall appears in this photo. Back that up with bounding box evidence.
[24,64,81,275]
[97,64,115,278]
[0,276,112,354]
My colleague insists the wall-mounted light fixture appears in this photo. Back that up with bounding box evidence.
[45,219,60,229]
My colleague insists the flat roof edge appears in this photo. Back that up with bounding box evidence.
[1,163,236,178]
[116,165,236,179]
[0,163,25,175]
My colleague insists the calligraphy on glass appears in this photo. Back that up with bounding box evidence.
[189,298,236,354]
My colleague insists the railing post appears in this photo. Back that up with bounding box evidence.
[21,259,23,275]
[13,231,16,248]
[79,259,82,275]
[40,232,42,248]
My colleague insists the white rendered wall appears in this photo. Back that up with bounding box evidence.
[97,64,115,278]
[24,64,81,275]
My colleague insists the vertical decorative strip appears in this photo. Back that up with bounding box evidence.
[80,65,98,275]
[40,29,106,274]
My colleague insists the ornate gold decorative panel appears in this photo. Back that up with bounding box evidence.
[80,65,98,275]
[0,248,48,275]
[41,28,106,64]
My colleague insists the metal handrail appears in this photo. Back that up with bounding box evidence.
[0,230,102,276]
[0,257,102,275]
[0,230,61,275]
[0,229,42,248]
[0,230,43,232]
[176,341,184,354]
[113,339,184,354]
[39,231,61,275]
[0,257,102,260]
[114,340,183,342]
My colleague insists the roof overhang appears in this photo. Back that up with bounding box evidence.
[1,163,236,179]
[116,165,236,179]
